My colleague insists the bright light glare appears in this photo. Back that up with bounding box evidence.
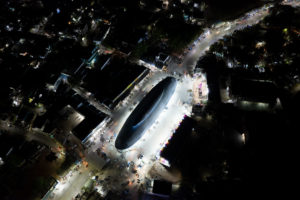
[241,133,246,144]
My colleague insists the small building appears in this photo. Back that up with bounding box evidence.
[56,105,85,132]
[155,53,171,68]
[152,180,172,195]
[230,76,278,104]
[140,179,172,199]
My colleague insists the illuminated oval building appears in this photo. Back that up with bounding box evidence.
[115,77,177,150]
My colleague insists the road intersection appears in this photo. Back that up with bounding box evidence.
[47,3,277,199]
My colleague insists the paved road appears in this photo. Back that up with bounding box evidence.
[282,0,300,7]
[0,120,63,151]
[49,164,91,200]
[167,4,273,75]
